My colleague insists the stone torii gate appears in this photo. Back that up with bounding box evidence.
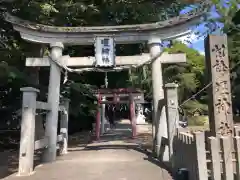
[26,53,186,142]
[27,51,186,161]
[5,6,206,164]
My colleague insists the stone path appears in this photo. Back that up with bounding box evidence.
[2,120,173,180]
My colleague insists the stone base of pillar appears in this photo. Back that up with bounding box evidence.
[154,144,169,163]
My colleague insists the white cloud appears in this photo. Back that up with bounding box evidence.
[176,32,206,55]
[177,33,204,45]
[199,51,205,56]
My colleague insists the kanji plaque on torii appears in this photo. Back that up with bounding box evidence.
[205,35,233,136]
[94,37,115,67]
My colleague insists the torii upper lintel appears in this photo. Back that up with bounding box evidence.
[4,2,209,45]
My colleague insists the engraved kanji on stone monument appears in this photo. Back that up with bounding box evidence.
[94,37,115,67]
[205,35,233,136]
[212,44,228,73]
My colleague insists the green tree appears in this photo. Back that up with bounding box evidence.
[228,10,240,114]
[164,41,205,101]
[0,0,195,130]
[208,0,240,114]
[128,41,207,114]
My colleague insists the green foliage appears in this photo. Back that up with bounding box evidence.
[211,0,239,33]
[164,42,205,102]
[182,100,208,116]
[3,0,239,130]
[188,116,208,126]
[9,0,185,25]
[205,2,240,114]
[128,41,207,115]
[128,65,152,98]
[0,0,189,130]
[227,9,240,114]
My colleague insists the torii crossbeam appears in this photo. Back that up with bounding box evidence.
[25,53,186,67]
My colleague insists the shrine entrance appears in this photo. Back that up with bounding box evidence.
[94,88,144,140]
[3,2,208,176]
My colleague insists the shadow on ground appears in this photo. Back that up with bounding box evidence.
[0,131,92,179]
[0,120,173,179]
[0,130,21,179]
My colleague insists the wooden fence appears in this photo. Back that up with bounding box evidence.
[174,129,240,180]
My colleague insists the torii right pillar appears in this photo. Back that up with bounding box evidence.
[148,36,186,161]
[148,36,168,161]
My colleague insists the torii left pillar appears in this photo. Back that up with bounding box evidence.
[43,42,63,162]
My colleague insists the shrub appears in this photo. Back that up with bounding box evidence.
[188,116,207,126]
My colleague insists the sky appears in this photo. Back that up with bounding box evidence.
[176,4,222,55]
[177,29,206,55]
